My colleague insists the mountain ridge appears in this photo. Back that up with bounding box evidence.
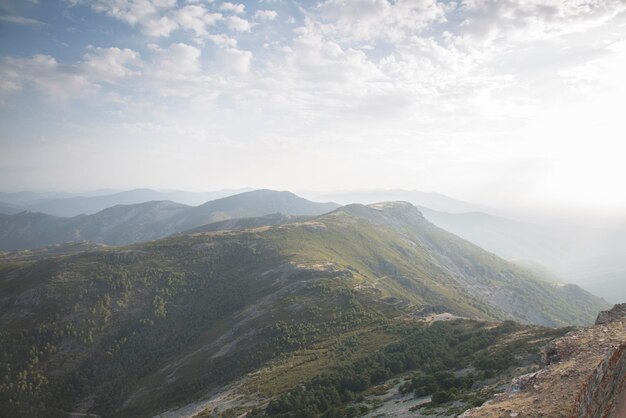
[0,190,339,250]
[419,206,626,303]
[0,200,608,417]
[300,189,493,214]
[0,188,255,217]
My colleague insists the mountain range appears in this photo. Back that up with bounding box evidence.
[0,188,254,217]
[2,187,624,303]
[300,189,492,214]
[418,207,626,303]
[0,200,608,417]
[0,190,339,250]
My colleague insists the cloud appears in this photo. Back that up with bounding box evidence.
[90,0,176,26]
[10,0,624,119]
[0,15,45,26]
[80,0,178,36]
[3,0,626,206]
[226,15,251,32]
[219,2,245,14]
[0,54,98,101]
[285,28,384,86]
[174,5,222,37]
[81,47,142,83]
[217,48,252,74]
[207,33,238,48]
[456,0,626,43]
[76,0,224,38]
[254,10,277,20]
[152,42,202,75]
[42,0,625,120]
[314,0,450,42]
[0,43,206,101]
[73,0,256,39]
[140,15,179,37]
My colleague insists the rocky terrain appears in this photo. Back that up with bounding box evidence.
[462,304,626,417]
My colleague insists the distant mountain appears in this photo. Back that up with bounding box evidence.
[0,201,607,416]
[20,188,254,217]
[419,208,573,264]
[0,190,339,249]
[175,189,338,231]
[0,211,68,249]
[0,191,79,206]
[0,202,22,215]
[419,207,626,303]
[0,201,191,249]
[301,189,492,213]
[556,253,626,305]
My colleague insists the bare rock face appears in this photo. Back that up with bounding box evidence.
[462,314,626,418]
[596,303,626,325]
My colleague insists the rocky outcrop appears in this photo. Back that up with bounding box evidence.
[596,303,626,325]
[462,314,626,417]
[574,337,626,418]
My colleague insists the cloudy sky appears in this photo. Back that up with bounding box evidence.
[1,0,625,211]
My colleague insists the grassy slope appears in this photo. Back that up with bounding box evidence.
[0,203,607,417]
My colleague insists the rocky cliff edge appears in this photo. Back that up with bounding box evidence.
[462,304,626,418]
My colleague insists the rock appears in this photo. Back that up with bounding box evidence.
[595,303,626,325]
[461,316,626,418]
[509,371,542,393]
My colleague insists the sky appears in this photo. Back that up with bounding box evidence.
[1,0,626,213]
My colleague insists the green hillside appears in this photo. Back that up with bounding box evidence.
[0,203,607,417]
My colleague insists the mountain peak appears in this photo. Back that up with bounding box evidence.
[0,190,340,250]
[368,201,416,211]
[332,201,425,226]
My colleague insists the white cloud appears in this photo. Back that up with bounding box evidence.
[77,0,255,38]
[285,28,383,85]
[207,33,238,48]
[217,48,252,74]
[152,43,202,75]
[76,0,225,38]
[142,15,179,36]
[90,0,176,25]
[5,0,626,208]
[254,10,277,20]
[15,0,626,117]
[81,47,142,83]
[226,15,251,32]
[0,43,206,101]
[315,0,450,42]
[0,54,98,101]
[174,5,222,37]
[82,0,178,36]
[0,15,45,26]
[456,0,626,43]
[219,2,245,14]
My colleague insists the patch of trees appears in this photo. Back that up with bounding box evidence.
[400,371,475,404]
[259,320,530,417]
[0,236,284,417]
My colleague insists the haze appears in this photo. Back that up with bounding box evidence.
[1,0,626,216]
[3,3,626,415]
